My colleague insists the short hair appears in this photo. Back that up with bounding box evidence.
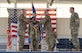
[70,7,74,10]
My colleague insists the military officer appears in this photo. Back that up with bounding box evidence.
[18,9,29,51]
[28,17,41,51]
[70,7,80,51]
[40,10,56,51]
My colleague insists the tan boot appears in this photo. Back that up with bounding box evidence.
[51,48,54,51]
[47,47,53,51]
[19,48,23,51]
[76,48,80,51]
[47,48,50,51]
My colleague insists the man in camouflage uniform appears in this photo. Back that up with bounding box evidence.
[18,10,29,51]
[29,17,41,51]
[40,10,56,51]
[70,7,80,51]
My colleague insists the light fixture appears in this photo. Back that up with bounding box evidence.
[50,0,54,6]
[7,0,11,4]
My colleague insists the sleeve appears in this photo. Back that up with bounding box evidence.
[28,24,30,36]
[38,22,41,36]
[41,16,49,25]
[70,16,75,29]
[19,14,29,22]
[74,13,80,28]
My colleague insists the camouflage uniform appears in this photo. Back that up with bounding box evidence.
[18,14,28,51]
[70,12,80,50]
[41,15,56,51]
[28,20,40,51]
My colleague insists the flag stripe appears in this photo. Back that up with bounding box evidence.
[26,16,56,18]
[11,30,17,32]
[12,35,17,37]
[26,11,56,14]
[26,9,56,11]
[11,25,17,28]
[26,14,56,16]
[25,36,29,38]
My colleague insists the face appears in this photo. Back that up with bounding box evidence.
[70,8,74,13]
[21,9,26,16]
[44,10,48,16]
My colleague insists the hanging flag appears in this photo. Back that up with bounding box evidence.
[39,17,44,42]
[32,2,36,19]
[7,9,19,51]
[32,3,36,14]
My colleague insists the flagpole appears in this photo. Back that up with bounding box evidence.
[14,0,17,8]
[47,0,49,8]
[31,0,33,5]
[29,0,33,51]
[7,0,11,4]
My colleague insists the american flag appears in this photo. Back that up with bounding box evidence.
[10,9,18,38]
[25,8,56,43]
[7,9,20,51]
